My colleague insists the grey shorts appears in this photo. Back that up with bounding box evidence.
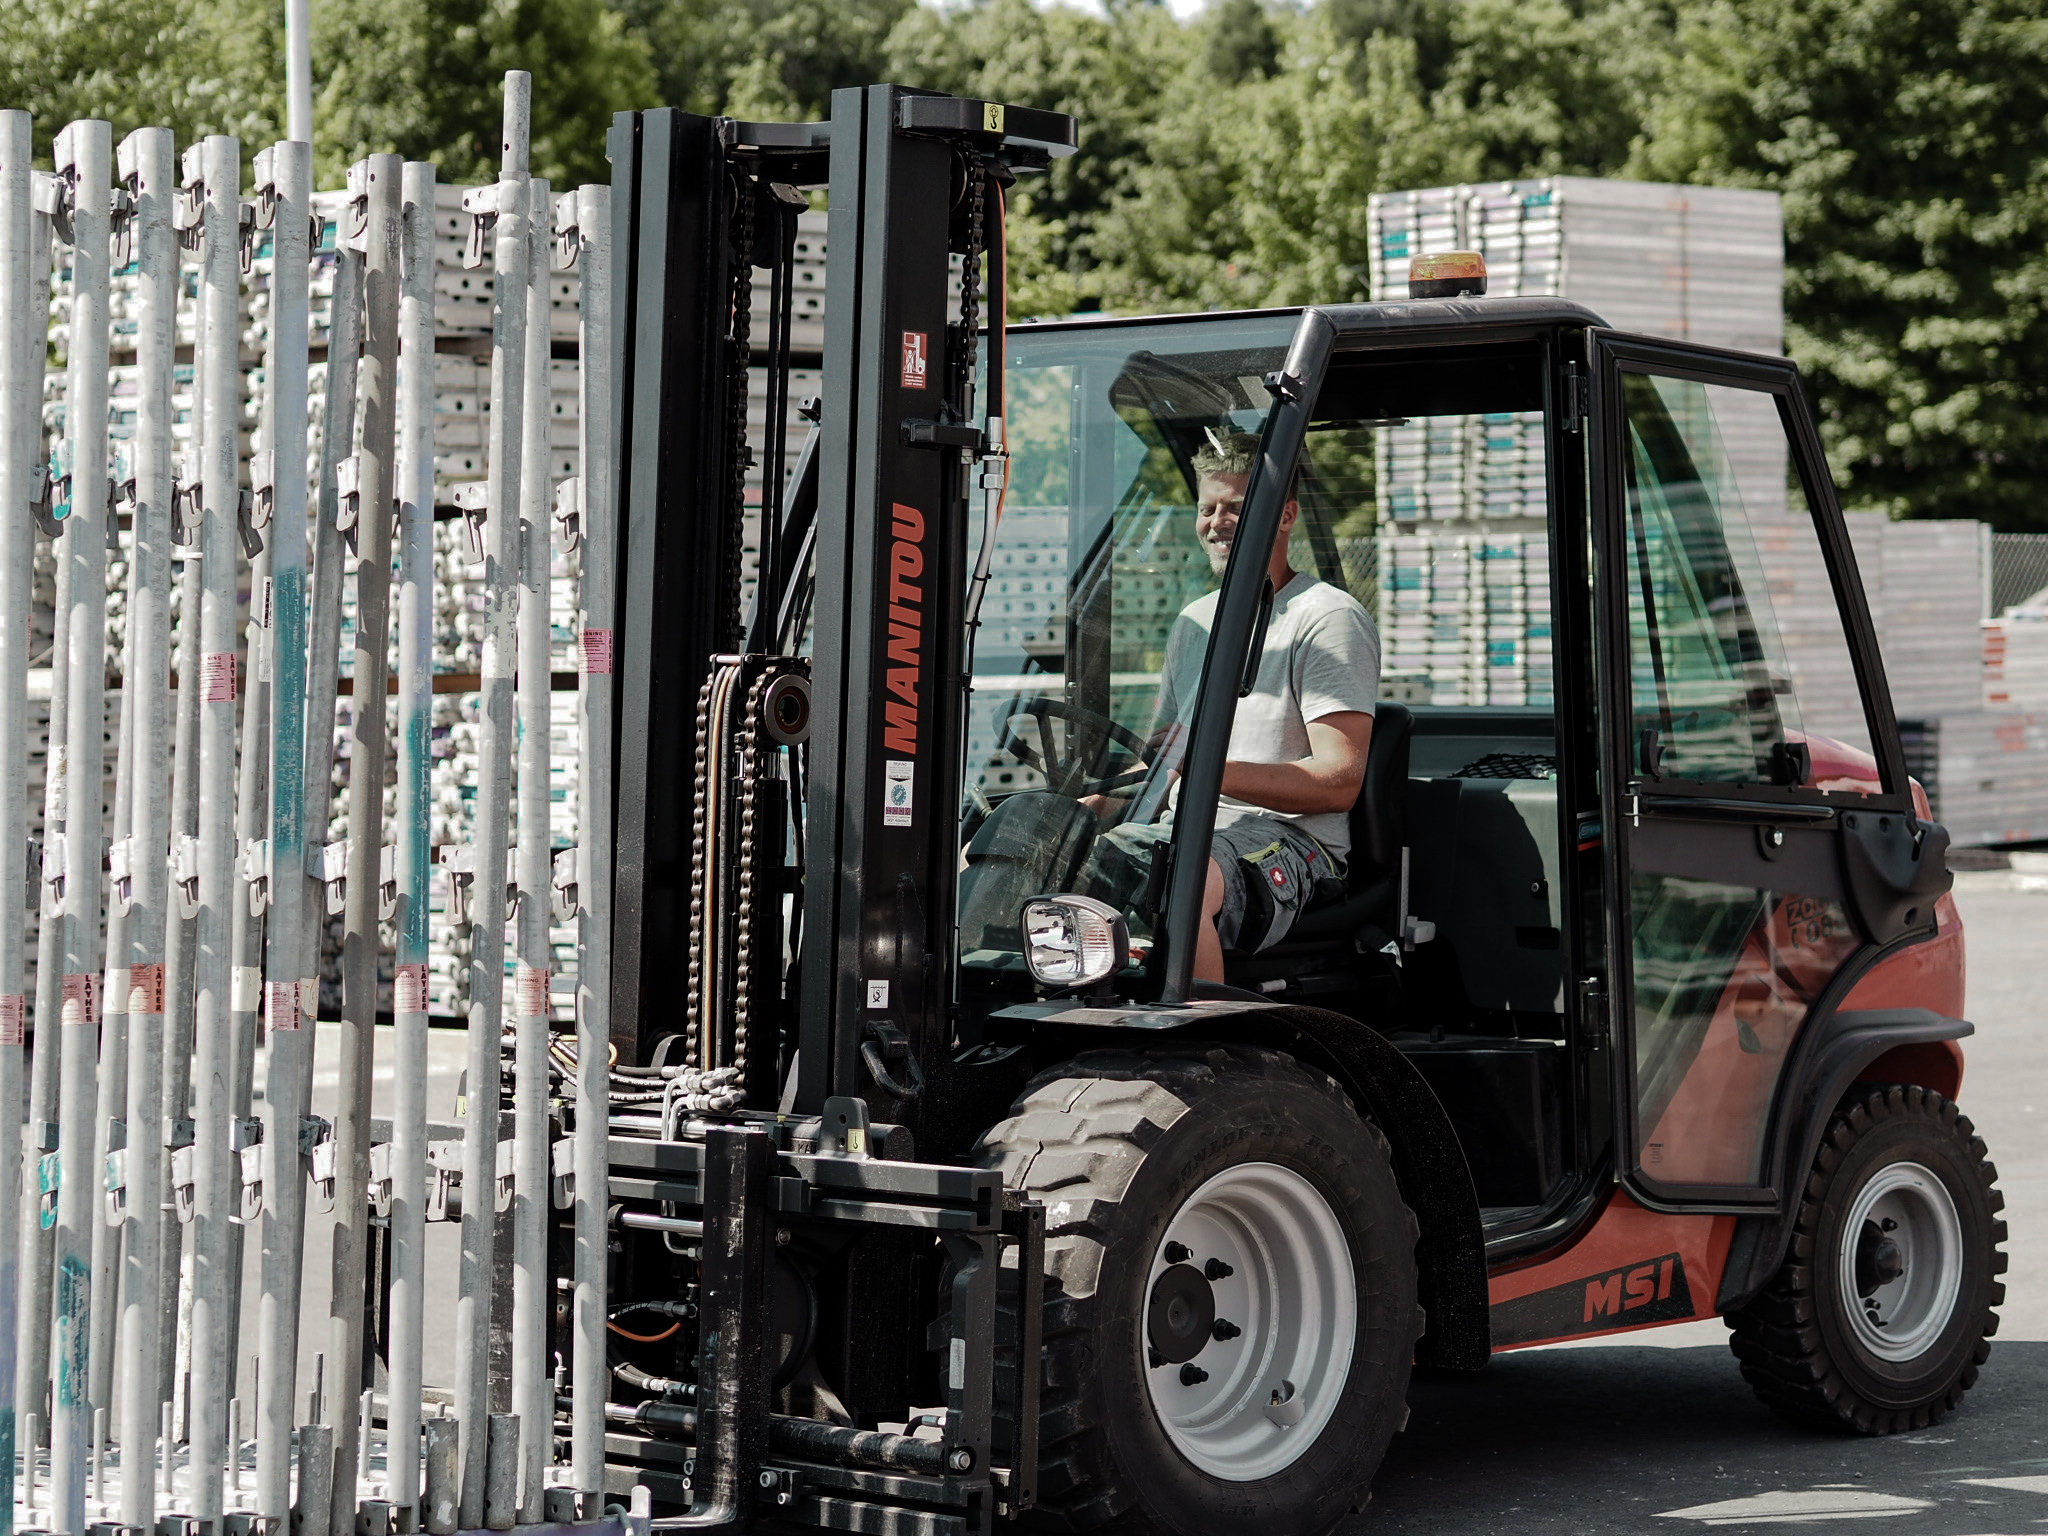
[1077,814,1339,954]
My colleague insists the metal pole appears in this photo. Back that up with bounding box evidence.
[386,157,437,1528]
[327,150,400,1536]
[566,181,614,1509]
[86,566,132,1430]
[158,489,201,1417]
[49,117,113,1536]
[114,123,176,1535]
[457,71,529,1529]
[285,0,313,150]
[0,107,36,1536]
[19,169,62,1451]
[253,132,314,1518]
[188,131,243,1527]
[511,175,553,1524]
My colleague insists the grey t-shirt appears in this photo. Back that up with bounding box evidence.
[1156,571,1382,862]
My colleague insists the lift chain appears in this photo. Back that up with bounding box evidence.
[953,162,987,415]
[685,667,720,1072]
[722,175,758,654]
[732,658,805,1090]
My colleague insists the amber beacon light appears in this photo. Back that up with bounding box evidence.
[1408,250,1489,299]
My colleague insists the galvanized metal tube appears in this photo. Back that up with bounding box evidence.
[188,131,244,1527]
[456,71,529,1530]
[304,241,361,1035]
[386,157,438,1527]
[422,1416,458,1536]
[483,1414,517,1532]
[511,176,553,1523]
[20,196,65,1449]
[0,107,35,1534]
[49,117,113,1536]
[327,149,401,1536]
[252,134,315,1522]
[114,122,176,1535]
[87,554,132,1430]
[158,503,200,1418]
[567,182,614,1506]
[224,519,269,1390]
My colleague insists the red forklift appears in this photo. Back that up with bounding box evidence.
[571,84,2002,1536]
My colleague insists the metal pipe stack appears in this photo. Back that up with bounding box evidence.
[0,72,632,1535]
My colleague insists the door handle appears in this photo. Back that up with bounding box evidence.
[1634,795,1836,825]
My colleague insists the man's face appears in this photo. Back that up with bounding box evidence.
[1195,470,1296,577]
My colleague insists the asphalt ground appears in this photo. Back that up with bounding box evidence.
[1352,872,2048,1535]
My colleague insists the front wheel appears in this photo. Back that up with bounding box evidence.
[1727,1083,2006,1434]
[978,1044,1421,1535]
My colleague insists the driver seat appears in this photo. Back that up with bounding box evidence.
[1259,700,1412,946]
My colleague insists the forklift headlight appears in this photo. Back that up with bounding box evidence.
[1021,895,1128,990]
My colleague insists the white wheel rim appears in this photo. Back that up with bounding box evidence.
[1837,1160,1964,1364]
[1139,1161,1356,1482]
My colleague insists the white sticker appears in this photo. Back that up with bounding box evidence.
[231,965,262,1013]
[866,980,889,1010]
[882,758,914,828]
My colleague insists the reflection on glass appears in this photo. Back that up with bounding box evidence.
[1631,874,1859,1185]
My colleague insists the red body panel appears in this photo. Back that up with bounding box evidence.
[1487,1193,1737,1351]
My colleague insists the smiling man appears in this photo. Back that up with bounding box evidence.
[1080,432,1381,981]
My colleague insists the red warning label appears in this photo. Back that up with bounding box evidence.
[395,962,429,1015]
[901,331,928,390]
[0,994,22,1045]
[131,963,165,1014]
[62,972,98,1026]
[203,651,237,703]
[579,628,613,675]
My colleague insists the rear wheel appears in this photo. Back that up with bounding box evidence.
[1726,1083,2005,1434]
[978,1044,1420,1535]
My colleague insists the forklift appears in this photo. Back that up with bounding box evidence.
[569,84,2004,1535]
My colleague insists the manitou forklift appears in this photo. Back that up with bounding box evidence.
[568,85,2003,1535]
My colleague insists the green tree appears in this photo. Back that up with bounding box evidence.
[614,0,911,121]
[1631,0,2048,529]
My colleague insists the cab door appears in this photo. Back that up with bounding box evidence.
[1587,333,1942,1205]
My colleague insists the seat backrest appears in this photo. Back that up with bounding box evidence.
[1349,701,1412,884]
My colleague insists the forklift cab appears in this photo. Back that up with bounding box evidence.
[960,295,1953,1242]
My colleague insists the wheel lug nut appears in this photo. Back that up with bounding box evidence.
[1205,1257,1234,1281]
[1212,1318,1240,1341]
[1180,1364,1209,1386]
[1164,1241,1192,1264]
[1148,1347,1165,1369]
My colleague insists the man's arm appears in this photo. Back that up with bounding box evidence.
[1220,710,1373,816]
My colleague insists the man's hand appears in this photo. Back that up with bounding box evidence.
[1218,711,1373,816]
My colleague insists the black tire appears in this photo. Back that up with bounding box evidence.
[1726,1083,2006,1434]
[978,1043,1420,1536]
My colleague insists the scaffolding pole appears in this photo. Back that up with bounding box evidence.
[49,117,113,1536]
[456,70,529,1529]
[0,106,35,1536]
[386,156,437,1527]
[111,121,176,1535]
[326,148,400,1536]
[512,174,553,1524]
[562,180,614,1510]
[188,131,243,1527]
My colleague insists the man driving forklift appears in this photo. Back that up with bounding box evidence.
[1082,431,1380,981]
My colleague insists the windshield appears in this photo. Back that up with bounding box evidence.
[959,314,1374,993]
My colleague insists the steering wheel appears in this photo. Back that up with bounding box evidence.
[995,696,1151,798]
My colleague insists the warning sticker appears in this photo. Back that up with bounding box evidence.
[901,331,928,390]
[301,977,319,1018]
[516,964,552,1018]
[395,962,429,1016]
[131,963,165,1015]
[106,968,129,1015]
[0,994,23,1045]
[883,758,914,828]
[579,627,613,675]
[62,972,98,1027]
[266,980,301,1032]
[202,651,237,703]
[231,965,262,1013]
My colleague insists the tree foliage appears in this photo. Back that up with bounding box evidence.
[3,0,2046,526]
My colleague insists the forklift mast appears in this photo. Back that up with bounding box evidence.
[607,89,1073,1125]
